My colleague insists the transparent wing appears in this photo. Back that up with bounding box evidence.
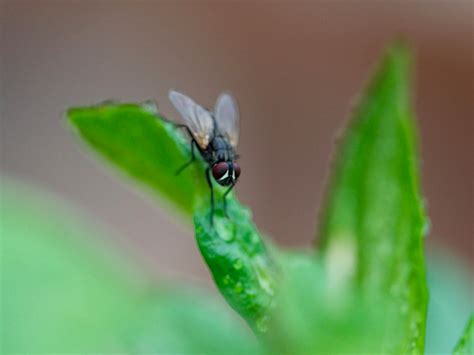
[214,92,240,148]
[169,90,215,149]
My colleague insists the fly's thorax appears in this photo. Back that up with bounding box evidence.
[209,135,235,163]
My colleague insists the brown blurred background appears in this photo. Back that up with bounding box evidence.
[1,0,472,284]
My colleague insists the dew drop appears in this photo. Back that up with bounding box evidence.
[234,282,243,293]
[222,274,231,286]
[233,259,243,270]
[255,315,269,333]
[250,232,260,245]
[215,218,235,241]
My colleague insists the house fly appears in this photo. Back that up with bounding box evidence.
[169,90,240,225]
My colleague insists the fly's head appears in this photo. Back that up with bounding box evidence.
[212,161,241,186]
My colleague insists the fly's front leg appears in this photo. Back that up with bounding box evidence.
[222,183,235,218]
[205,167,215,225]
[175,140,197,175]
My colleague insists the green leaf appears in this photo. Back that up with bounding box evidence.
[122,286,262,354]
[67,101,278,332]
[194,196,277,333]
[265,253,398,354]
[67,103,208,218]
[318,43,428,352]
[0,179,145,352]
[453,314,474,355]
[425,252,474,353]
[0,179,262,353]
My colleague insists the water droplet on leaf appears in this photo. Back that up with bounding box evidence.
[233,259,243,270]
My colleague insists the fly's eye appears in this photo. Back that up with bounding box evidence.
[212,162,229,181]
[233,162,241,179]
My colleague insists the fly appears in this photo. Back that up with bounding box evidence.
[168,90,241,225]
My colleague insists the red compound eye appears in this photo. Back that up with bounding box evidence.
[233,162,241,179]
[212,162,229,181]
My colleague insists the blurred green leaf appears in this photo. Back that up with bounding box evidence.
[318,44,428,352]
[67,103,208,218]
[194,196,277,332]
[0,179,145,352]
[123,286,261,354]
[0,179,262,353]
[67,102,278,332]
[425,252,474,353]
[453,314,474,355]
[265,253,397,354]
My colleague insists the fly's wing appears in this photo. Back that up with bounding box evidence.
[214,92,240,148]
[168,90,214,149]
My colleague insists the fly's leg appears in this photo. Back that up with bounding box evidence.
[165,119,194,138]
[149,111,201,175]
[159,115,195,140]
[175,140,197,175]
[172,123,192,133]
[205,167,215,225]
[222,183,235,218]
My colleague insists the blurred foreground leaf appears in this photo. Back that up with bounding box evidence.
[123,287,260,354]
[0,180,144,352]
[318,44,428,352]
[425,252,474,353]
[453,314,474,355]
[265,253,396,354]
[0,179,260,353]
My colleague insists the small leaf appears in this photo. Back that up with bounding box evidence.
[67,103,208,218]
[318,43,428,352]
[194,196,277,333]
[453,314,474,355]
